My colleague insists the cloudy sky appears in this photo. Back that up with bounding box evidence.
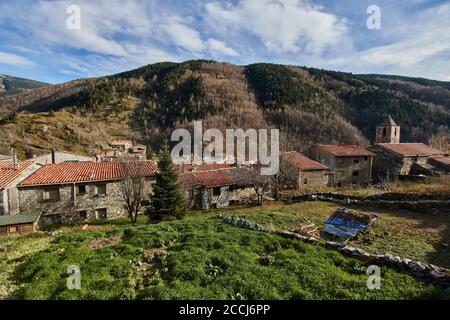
[0,0,449,83]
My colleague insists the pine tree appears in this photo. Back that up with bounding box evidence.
[146,143,185,220]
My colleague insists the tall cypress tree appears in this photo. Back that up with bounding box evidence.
[146,143,185,220]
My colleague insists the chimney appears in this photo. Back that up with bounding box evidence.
[12,152,18,170]
[51,148,56,164]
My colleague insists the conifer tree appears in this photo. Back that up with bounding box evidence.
[146,143,185,220]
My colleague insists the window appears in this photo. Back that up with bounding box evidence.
[352,171,360,177]
[213,187,221,196]
[364,156,368,161]
[77,185,87,195]
[354,159,359,164]
[79,210,87,220]
[95,184,107,196]
[43,188,60,202]
[383,128,386,136]
[96,208,107,220]
[394,128,397,136]
[9,226,18,233]
[303,178,308,185]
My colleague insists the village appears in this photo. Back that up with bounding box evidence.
[0,115,448,236]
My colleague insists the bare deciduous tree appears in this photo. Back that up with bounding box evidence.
[119,162,146,224]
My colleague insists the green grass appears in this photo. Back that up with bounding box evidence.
[215,201,450,269]
[3,215,449,300]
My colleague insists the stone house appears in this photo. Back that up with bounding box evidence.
[368,116,449,180]
[315,145,374,187]
[18,161,158,226]
[279,151,332,190]
[0,160,40,215]
[110,140,133,151]
[368,143,448,180]
[182,167,262,210]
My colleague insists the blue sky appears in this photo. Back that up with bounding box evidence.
[0,0,449,84]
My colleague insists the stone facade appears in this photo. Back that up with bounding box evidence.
[0,162,41,215]
[316,151,373,187]
[279,160,330,190]
[19,179,154,226]
[368,144,444,180]
[375,115,400,144]
[186,185,258,210]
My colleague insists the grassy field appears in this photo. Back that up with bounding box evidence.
[1,203,449,300]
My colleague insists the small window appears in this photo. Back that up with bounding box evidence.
[352,171,360,177]
[9,226,18,233]
[43,188,60,202]
[79,210,87,220]
[95,184,107,196]
[303,178,308,185]
[96,208,107,220]
[383,128,387,136]
[364,156,368,161]
[213,187,221,196]
[354,159,359,164]
[77,185,87,195]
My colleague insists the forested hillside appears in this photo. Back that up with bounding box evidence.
[0,74,49,97]
[0,60,448,157]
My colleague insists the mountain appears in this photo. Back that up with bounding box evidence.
[0,60,449,158]
[0,74,49,96]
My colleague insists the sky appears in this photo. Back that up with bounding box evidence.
[0,0,449,84]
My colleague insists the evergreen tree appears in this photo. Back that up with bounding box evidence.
[146,143,185,220]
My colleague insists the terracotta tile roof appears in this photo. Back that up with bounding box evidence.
[282,151,329,170]
[319,145,374,157]
[0,161,35,189]
[183,169,235,189]
[377,143,445,157]
[20,161,158,186]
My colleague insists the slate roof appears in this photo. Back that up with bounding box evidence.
[380,115,398,126]
[0,212,41,227]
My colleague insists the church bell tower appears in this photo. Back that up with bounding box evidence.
[376,115,400,144]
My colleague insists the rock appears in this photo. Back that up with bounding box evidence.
[430,270,444,279]
[325,241,342,249]
[81,224,89,230]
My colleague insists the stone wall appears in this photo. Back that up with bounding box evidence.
[19,179,154,226]
[188,186,258,210]
[218,214,450,289]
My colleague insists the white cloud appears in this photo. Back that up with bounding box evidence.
[323,2,450,80]
[206,39,240,57]
[205,0,350,55]
[161,17,206,53]
[0,51,34,66]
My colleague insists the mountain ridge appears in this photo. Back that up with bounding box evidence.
[0,74,50,97]
[0,60,448,157]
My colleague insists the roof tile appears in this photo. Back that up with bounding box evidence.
[20,161,158,186]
